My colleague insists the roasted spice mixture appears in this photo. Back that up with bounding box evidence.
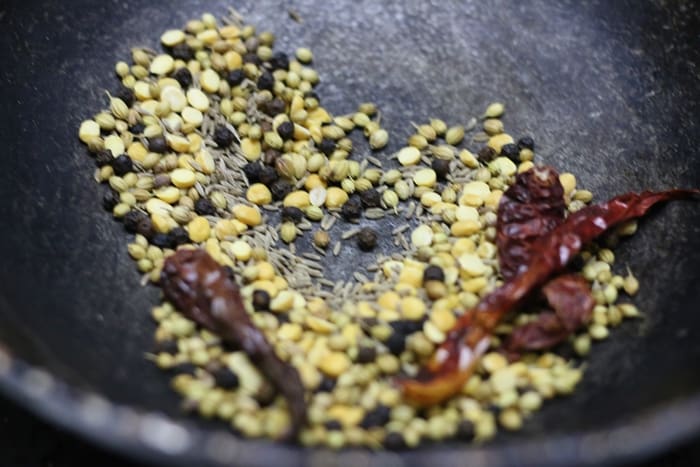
[76,9,688,448]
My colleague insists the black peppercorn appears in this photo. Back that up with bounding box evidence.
[317,376,336,393]
[275,312,290,324]
[270,179,293,201]
[113,86,135,107]
[151,233,173,249]
[318,138,335,156]
[486,403,501,415]
[385,332,406,355]
[211,367,239,390]
[359,188,381,208]
[136,217,155,239]
[243,162,263,183]
[261,97,286,116]
[390,319,424,336]
[102,190,119,211]
[456,420,475,441]
[324,420,342,431]
[478,146,497,162]
[276,121,294,141]
[431,158,451,181]
[194,198,217,216]
[252,289,271,311]
[111,154,134,176]
[423,265,445,283]
[95,150,113,167]
[213,125,235,148]
[257,71,274,91]
[172,67,193,89]
[356,345,377,363]
[269,51,289,70]
[226,69,245,87]
[500,143,520,162]
[357,227,378,251]
[129,122,145,135]
[123,210,146,233]
[341,197,362,220]
[147,135,168,154]
[170,43,193,61]
[517,136,535,150]
[259,165,278,185]
[171,362,197,375]
[281,206,304,223]
[360,405,391,428]
[384,432,406,450]
[168,227,189,246]
[243,53,262,66]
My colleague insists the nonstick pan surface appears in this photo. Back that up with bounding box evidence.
[0,1,699,466]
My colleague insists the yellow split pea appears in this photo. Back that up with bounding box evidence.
[246,184,272,205]
[187,216,211,243]
[232,205,262,226]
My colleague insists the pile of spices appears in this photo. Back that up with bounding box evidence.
[77,9,697,449]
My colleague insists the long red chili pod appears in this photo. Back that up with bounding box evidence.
[399,187,699,405]
[161,249,307,440]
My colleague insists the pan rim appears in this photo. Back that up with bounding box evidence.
[0,345,699,467]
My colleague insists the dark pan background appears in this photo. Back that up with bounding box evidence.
[1,389,699,467]
[0,0,699,466]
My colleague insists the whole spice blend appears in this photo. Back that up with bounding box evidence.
[77,9,698,449]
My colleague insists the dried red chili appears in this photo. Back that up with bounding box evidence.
[497,167,593,356]
[496,165,566,281]
[503,274,595,355]
[399,169,698,406]
[160,249,307,440]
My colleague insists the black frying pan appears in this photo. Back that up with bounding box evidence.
[1,0,699,466]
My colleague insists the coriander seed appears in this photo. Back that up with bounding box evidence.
[313,230,330,249]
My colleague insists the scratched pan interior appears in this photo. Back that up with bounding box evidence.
[1,0,700,466]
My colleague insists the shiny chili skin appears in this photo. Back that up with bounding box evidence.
[161,249,307,440]
[496,165,566,281]
[504,273,595,356]
[496,167,595,356]
[399,173,698,405]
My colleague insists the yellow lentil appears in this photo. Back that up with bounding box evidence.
[229,240,252,261]
[413,169,437,187]
[451,220,482,237]
[487,134,514,154]
[156,186,180,204]
[397,146,421,166]
[400,296,427,320]
[430,308,457,333]
[325,187,349,208]
[559,173,577,195]
[232,204,262,226]
[187,216,211,242]
[318,352,351,378]
[246,183,273,205]
[284,191,311,209]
